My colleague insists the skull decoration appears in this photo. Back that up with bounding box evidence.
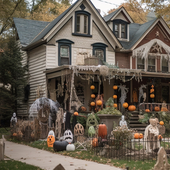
[64,129,73,143]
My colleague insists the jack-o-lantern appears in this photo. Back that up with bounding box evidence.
[47,135,55,147]
[113,85,118,90]
[128,105,136,111]
[145,109,150,113]
[160,121,164,125]
[113,95,117,99]
[74,112,79,116]
[98,123,107,139]
[64,130,73,143]
[154,106,160,112]
[91,94,95,98]
[90,85,95,90]
[92,138,98,147]
[150,94,155,98]
[123,102,128,108]
[96,100,102,106]
[90,102,95,107]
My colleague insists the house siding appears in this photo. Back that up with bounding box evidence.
[28,46,47,117]
[115,52,130,69]
[46,45,57,69]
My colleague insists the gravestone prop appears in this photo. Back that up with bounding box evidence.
[154,147,170,170]
[0,135,5,161]
[53,164,65,170]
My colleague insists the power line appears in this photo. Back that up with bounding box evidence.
[96,0,119,7]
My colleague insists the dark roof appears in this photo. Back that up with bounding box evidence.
[29,0,79,45]
[120,18,157,49]
[13,18,49,46]
[103,8,121,22]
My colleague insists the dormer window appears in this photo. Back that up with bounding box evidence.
[73,11,92,37]
[113,19,128,40]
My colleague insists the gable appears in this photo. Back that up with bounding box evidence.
[113,11,130,23]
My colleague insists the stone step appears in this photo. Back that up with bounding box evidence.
[129,120,141,124]
[129,124,147,127]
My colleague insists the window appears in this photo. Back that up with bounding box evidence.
[57,39,74,66]
[162,58,168,72]
[73,11,91,37]
[148,57,155,72]
[137,58,145,69]
[113,19,128,39]
[114,24,119,38]
[91,43,108,65]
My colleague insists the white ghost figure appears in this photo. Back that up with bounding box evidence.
[64,130,73,143]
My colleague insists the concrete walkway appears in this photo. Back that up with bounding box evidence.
[5,141,123,170]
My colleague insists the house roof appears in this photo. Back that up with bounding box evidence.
[13,18,49,47]
[120,18,157,49]
[103,8,121,22]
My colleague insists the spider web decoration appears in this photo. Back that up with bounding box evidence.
[150,43,162,53]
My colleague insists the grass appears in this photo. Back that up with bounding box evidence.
[0,159,43,170]
[0,128,162,170]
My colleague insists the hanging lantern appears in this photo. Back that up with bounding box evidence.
[90,85,95,90]
[90,102,95,107]
[113,85,118,90]
[150,94,155,98]
[113,95,117,99]
[91,94,95,98]
[96,100,102,106]
[113,103,117,108]
[123,102,128,108]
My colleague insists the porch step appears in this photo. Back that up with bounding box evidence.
[129,124,147,127]
[129,120,142,124]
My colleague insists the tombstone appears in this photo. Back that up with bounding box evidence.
[53,164,65,170]
[154,147,170,170]
[0,136,5,161]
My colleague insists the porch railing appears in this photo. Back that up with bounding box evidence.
[138,103,170,112]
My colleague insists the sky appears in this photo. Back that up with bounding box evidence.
[71,0,126,16]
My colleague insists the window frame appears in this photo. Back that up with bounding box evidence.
[91,43,108,64]
[56,39,74,66]
[162,58,169,73]
[113,19,128,39]
[147,56,156,72]
[73,11,92,37]
[137,58,145,70]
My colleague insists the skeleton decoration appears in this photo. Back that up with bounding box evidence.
[139,84,147,103]
[118,84,129,106]
[64,129,73,143]
[10,112,17,127]
[144,118,160,153]
[119,115,127,128]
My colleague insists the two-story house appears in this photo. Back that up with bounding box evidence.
[14,0,170,117]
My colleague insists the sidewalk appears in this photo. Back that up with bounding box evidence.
[5,141,123,170]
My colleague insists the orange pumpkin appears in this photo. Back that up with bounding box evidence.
[91,94,95,98]
[139,133,143,139]
[90,102,95,107]
[113,95,117,99]
[150,89,154,93]
[161,107,168,112]
[47,135,55,147]
[128,105,136,111]
[160,121,164,125]
[92,138,98,147]
[98,123,107,139]
[134,133,140,139]
[145,109,150,113]
[150,94,155,98]
[154,106,160,112]
[123,102,128,108]
[90,85,95,90]
[113,85,118,90]
[96,100,102,106]
[158,135,163,140]
[113,103,117,108]
[13,133,17,137]
[81,106,86,112]
[74,112,79,116]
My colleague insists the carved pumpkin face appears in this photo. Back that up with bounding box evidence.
[47,135,55,147]
[64,130,73,143]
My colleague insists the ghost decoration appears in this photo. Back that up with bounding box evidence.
[48,130,55,139]
[64,129,73,143]
[10,112,17,127]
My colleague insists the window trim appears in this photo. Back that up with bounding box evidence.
[56,39,74,66]
[91,43,108,63]
[72,10,92,37]
[147,57,156,72]
[162,57,169,73]
[113,19,128,39]
[137,58,145,70]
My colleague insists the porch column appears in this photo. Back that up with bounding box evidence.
[130,79,133,103]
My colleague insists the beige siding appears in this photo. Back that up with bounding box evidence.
[106,50,115,65]
[46,45,57,69]
[28,46,47,117]
[114,12,128,22]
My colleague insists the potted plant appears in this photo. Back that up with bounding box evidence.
[96,97,122,135]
